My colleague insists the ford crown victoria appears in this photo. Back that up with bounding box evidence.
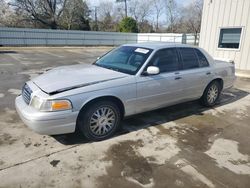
[15,43,236,141]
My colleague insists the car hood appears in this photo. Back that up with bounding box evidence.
[32,64,128,94]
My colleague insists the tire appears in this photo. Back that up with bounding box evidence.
[201,81,221,107]
[77,100,121,141]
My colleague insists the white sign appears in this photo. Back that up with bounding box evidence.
[135,48,149,54]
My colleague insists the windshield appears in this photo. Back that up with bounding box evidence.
[94,46,153,75]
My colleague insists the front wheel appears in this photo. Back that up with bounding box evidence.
[77,101,121,141]
[201,81,221,107]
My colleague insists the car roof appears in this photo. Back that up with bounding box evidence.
[123,42,196,50]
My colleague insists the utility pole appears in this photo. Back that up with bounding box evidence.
[124,0,127,17]
[94,6,98,31]
[116,0,128,17]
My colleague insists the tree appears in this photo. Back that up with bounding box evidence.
[116,0,128,17]
[0,0,27,27]
[0,0,12,26]
[182,0,203,44]
[153,0,164,32]
[165,0,179,33]
[129,0,153,32]
[97,0,118,32]
[99,12,117,31]
[10,0,68,29]
[60,0,90,30]
[129,0,152,27]
[99,1,113,18]
[118,17,138,33]
[138,20,154,33]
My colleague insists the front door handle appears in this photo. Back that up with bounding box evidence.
[175,76,182,80]
[206,72,211,75]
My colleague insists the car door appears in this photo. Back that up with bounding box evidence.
[177,47,213,100]
[136,48,185,113]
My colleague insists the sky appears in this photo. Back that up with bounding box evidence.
[87,0,195,26]
[89,0,194,7]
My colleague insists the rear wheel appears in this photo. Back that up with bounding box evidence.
[201,81,221,107]
[77,101,121,141]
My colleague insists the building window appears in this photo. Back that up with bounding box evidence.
[218,28,242,49]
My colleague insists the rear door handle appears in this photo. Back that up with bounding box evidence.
[206,72,211,75]
[175,76,182,80]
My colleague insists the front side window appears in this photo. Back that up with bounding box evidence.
[95,46,153,75]
[179,48,199,70]
[218,28,242,49]
[147,48,180,73]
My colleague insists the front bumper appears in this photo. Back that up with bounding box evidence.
[15,96,79,135]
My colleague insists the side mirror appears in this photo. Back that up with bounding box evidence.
[146,66,160,75]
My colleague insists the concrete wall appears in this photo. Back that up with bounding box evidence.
[137,33,199,45]
[0,27,137,46]
[199,0,250,72]
[0,27,198,47]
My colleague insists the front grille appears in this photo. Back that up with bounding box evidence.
[22,84,32,104]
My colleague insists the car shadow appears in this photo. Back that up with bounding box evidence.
[52,87,249,145]
[0,51,17,54]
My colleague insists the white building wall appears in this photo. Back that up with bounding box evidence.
[199,0,250,72]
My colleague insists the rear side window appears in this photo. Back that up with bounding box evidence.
[195,49,209,67]
[148,48,179,73]
[179,48,199,69]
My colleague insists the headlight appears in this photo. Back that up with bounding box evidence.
[30,96,72,112]
[30,96,43,109]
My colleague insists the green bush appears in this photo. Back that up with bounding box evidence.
[118,17,138,33]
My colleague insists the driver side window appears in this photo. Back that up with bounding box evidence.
[148,48,180,73]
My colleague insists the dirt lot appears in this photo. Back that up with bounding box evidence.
[0,47,250,188]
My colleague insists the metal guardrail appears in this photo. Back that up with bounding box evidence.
[0,27,199,46]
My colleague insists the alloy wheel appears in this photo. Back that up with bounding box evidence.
[89,106,116,136]
[207,84,219,104]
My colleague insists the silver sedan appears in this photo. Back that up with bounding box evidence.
[15,43,236,141]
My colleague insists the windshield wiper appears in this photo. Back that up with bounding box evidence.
[94,63,104,68]
[94,64,122,73]
[106,67,121,72]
